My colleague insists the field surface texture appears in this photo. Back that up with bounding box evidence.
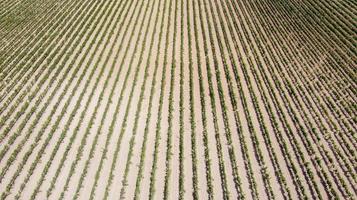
[0,0,356,199]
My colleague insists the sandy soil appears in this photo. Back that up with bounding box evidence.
[0,0,355,199]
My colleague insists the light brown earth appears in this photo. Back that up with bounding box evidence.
[0,0,356,199]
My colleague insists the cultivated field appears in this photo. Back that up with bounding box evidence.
[0,0,356,199]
